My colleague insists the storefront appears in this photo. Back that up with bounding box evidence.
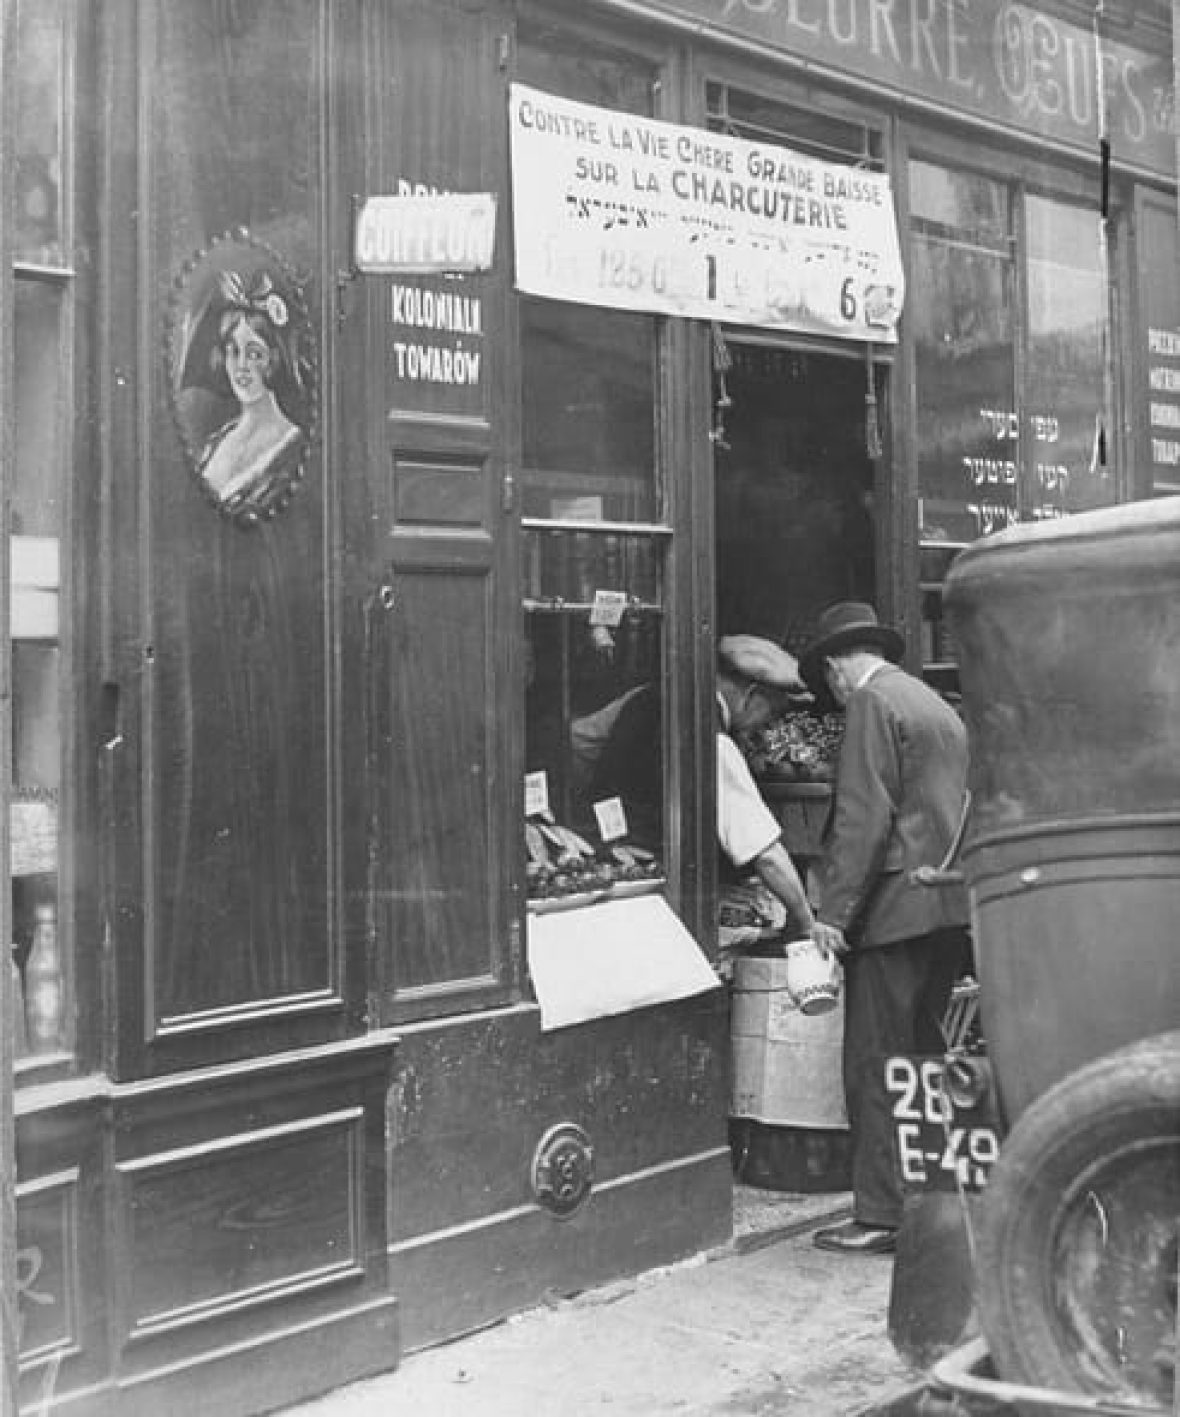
[2,1,1175,1413]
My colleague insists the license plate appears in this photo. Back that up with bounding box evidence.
[885,1055,1000,1193]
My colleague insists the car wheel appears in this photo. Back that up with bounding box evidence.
[975,1029,1180,1410]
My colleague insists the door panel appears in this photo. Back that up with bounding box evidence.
[128,0,347,1072]
[359,0,517,1022]
[371,551,499,1000]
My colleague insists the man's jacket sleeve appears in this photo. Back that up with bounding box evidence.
[817,688,900,935]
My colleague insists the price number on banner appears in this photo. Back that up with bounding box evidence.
[841,276,900,330]
[597,245,676,300]
[885,1055,999,1193]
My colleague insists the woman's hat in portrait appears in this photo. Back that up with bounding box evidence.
[718,634,810,699]
[171,250,310,399]
[799,602,904,687]
[173,267,303,397]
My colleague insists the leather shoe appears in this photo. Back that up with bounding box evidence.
[813,1220,897,1255]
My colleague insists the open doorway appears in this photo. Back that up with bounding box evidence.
[714,344,880,660]
[716,342,885,1195]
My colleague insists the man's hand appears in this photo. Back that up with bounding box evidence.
[811,920,849,959]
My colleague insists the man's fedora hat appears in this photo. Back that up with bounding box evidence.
[799,602,904,687]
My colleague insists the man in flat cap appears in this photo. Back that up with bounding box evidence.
[584,634,829,950]
[798,602,972,1256]
[712,635,837,951]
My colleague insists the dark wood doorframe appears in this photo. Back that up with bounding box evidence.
[0,0,18,1403]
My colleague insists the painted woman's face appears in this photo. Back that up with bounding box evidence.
[223,316,272,404]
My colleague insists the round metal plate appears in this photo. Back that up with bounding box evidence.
[530,1123,594,1219]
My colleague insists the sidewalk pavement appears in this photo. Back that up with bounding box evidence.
[274,1186,926,1417]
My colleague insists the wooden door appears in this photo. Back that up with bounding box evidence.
[86,0,355,1075]
[345,0,519,1023]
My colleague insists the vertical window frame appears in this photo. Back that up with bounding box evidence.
[515,17,677,911]
[11,0,78,1081]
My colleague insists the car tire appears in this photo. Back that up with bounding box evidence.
[975,1028,1180,1411]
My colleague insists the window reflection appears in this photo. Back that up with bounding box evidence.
[910,160,1117,683]
[521,299,657,522]
[526,611,665,856]
[1026,195,1114,518]
[911,160,1016,546]
[13,281,65,535]
[910,161,1008,244]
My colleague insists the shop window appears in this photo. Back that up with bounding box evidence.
[912,159,1115,684]
[517,31,669,904]
[910,162,1015,679]
[1025,194,1113,518]
[912,162,1015,549]
[520,300,657,524]
[11,0,70,1067]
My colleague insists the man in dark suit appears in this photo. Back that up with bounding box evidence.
[799,603,972,1255]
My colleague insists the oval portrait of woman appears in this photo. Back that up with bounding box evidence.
[167,230,316,527]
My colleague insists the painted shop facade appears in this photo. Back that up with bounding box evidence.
[2,0,1176,1412]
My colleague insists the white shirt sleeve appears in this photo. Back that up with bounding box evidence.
[716,732,781,869]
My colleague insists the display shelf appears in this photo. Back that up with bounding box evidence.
[758,778,832,795]
[523,598,662,615]
[527,877,665,914]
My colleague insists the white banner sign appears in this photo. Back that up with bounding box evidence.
[510,84,905,343]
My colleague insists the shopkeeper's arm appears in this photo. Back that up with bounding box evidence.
[748,840,816,940]
[718,728,844,953]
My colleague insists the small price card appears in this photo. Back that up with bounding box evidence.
[594,796,628,842]
[524,771,550,819]
[590,590,627,628]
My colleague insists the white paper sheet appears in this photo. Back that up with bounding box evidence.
[527,893,721,1031]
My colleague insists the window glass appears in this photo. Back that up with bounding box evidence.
[517,35,657,525]
[520,299,656,523]
[1025,194,1115,518]
[911,161,1016,547]
[526,610,665,850]
[13,281,66,535]
[518,31,668,898]
[911,161,1118,681]
[12,2,68,1066]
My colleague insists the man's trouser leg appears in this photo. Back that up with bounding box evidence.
[842,928,970,1229]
